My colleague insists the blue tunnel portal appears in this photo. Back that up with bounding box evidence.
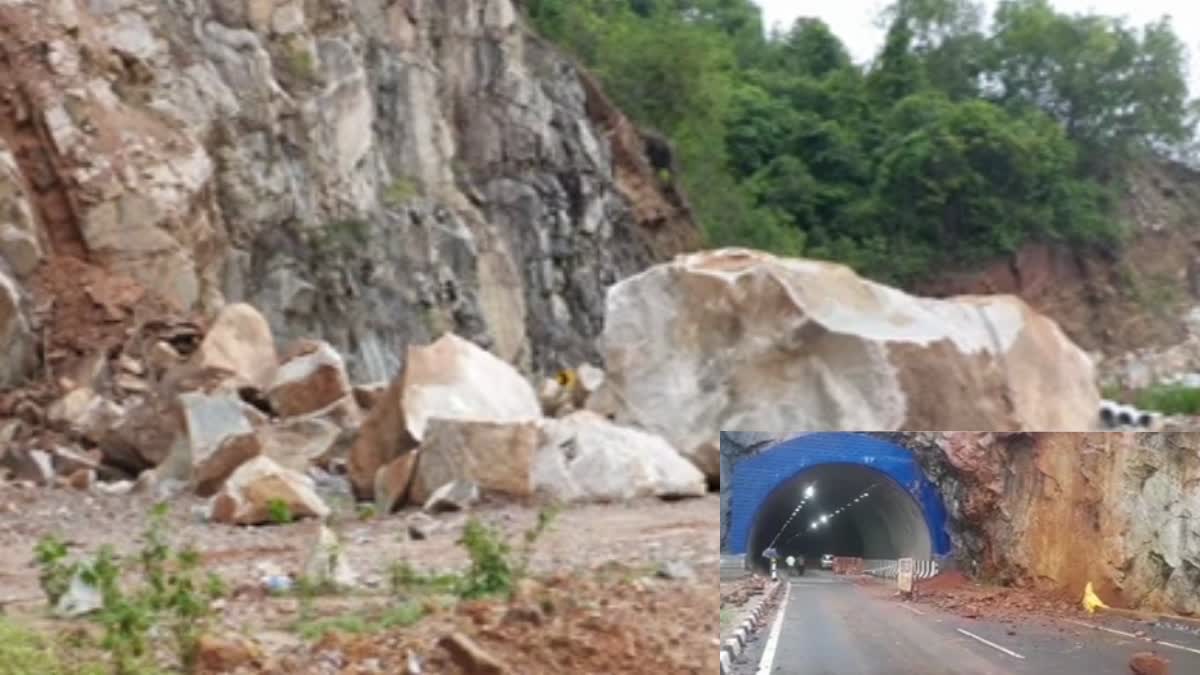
[727,433,951,569]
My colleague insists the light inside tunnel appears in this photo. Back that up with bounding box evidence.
[746,463,933,571]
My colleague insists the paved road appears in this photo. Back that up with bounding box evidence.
[731,572,1200,675]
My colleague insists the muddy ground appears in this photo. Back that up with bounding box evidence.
[0,483,718,674]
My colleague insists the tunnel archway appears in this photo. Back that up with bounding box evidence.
[727,433,950,571]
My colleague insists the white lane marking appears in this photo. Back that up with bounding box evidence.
[901,604,926,616]
[756,582,791,675]
[1067,619,1200,657]
[957,628,1026,660]
[1064,619,1137,639]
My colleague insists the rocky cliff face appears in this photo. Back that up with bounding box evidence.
[0,0,697,384]
[892,432,1200,616]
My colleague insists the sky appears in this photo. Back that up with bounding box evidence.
[753,0,1200,94]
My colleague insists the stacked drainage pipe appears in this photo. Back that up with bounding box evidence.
[1098,399,1161,430]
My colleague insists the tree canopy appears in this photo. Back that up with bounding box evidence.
[522,0,1195,283]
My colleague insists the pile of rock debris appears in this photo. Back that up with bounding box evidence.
[0,301,708,525]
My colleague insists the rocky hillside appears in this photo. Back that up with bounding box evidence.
[0,0,698,387]
[917,160,1200,368]
[893,432,1200,616]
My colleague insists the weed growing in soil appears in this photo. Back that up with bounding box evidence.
[33,504,226,674]
[34,535,77,607]
[266,499,294,525]
[389,508,560,601]
[293,601,424,641]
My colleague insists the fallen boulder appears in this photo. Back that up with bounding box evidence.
[267,340,359,419]
[208,456,330,525]
[348,334,541,500]
[535,411,706,502]
[374,452,419,515]
[409,419,541,505]
[190,303,278,390]
[165,391,262,496]
[258,417,341,474]
[598,249,1100,480]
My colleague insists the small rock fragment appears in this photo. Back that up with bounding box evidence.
[66,468,94,491]
[193,633,262,674]
[438,632,510,675]
[1129,652,1169,675]
[656,560,696,581]
[55,569,102,617]
[303,525,357,589]
[422,479,479,513]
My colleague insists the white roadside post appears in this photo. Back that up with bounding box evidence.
[897,557,915,597]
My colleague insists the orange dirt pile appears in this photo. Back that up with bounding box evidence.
[29,256,185,363]
[262,572,715,675]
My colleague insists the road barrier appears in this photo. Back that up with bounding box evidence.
[833,556,864,575]
[719,578,785,675]
[862,558,940,580]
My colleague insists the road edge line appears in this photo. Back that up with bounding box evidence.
[756,582,791,675]
[957,628,1026,660]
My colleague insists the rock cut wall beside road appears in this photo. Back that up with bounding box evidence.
[893,432,1200,616]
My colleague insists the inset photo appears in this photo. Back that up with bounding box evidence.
[720,431,1200,675]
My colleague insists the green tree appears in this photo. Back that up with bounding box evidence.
[988,0,1192,173]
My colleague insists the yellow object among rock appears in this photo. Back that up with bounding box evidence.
[1082,582,1109,614]
[556,369,577,390]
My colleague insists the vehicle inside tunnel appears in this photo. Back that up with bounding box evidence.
[745,463,933,572]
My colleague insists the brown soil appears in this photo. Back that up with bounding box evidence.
[720,575,766,608]
[909,572,1084,622]
[0,486,718,674]
[0,5,88,260]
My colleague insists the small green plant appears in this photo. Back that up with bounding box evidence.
[292,601,424,641]
[266,499,294,525]
[32,503,225,674]
[33,535,77,607]
[457,520,514,599]
[356,504,377,521]
[459,508,559,599]
[515,506,559,579]
[385,509,558,604]
[383,178,418,207]
[0,617,68,675]
[387,562,458,597]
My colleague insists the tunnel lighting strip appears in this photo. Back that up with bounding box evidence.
[782,482,883,545]
[764,484,817,551]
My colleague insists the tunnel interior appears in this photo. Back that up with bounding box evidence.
[746,463,932,571]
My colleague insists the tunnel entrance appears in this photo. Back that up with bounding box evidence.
[745,464,932,571]
[725,433,950,570]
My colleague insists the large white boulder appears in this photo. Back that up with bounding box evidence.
[348,334,541,499]
[598,249,1100,480]
[190,303,278,390]
[535,411,707,502]
[409,419,541,505]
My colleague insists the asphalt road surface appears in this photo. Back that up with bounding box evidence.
[731,571,1200,675]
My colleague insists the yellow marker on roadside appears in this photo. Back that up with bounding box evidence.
[1082,582,1109,614]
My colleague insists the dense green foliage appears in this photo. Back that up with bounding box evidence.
[523,0,1195,282]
